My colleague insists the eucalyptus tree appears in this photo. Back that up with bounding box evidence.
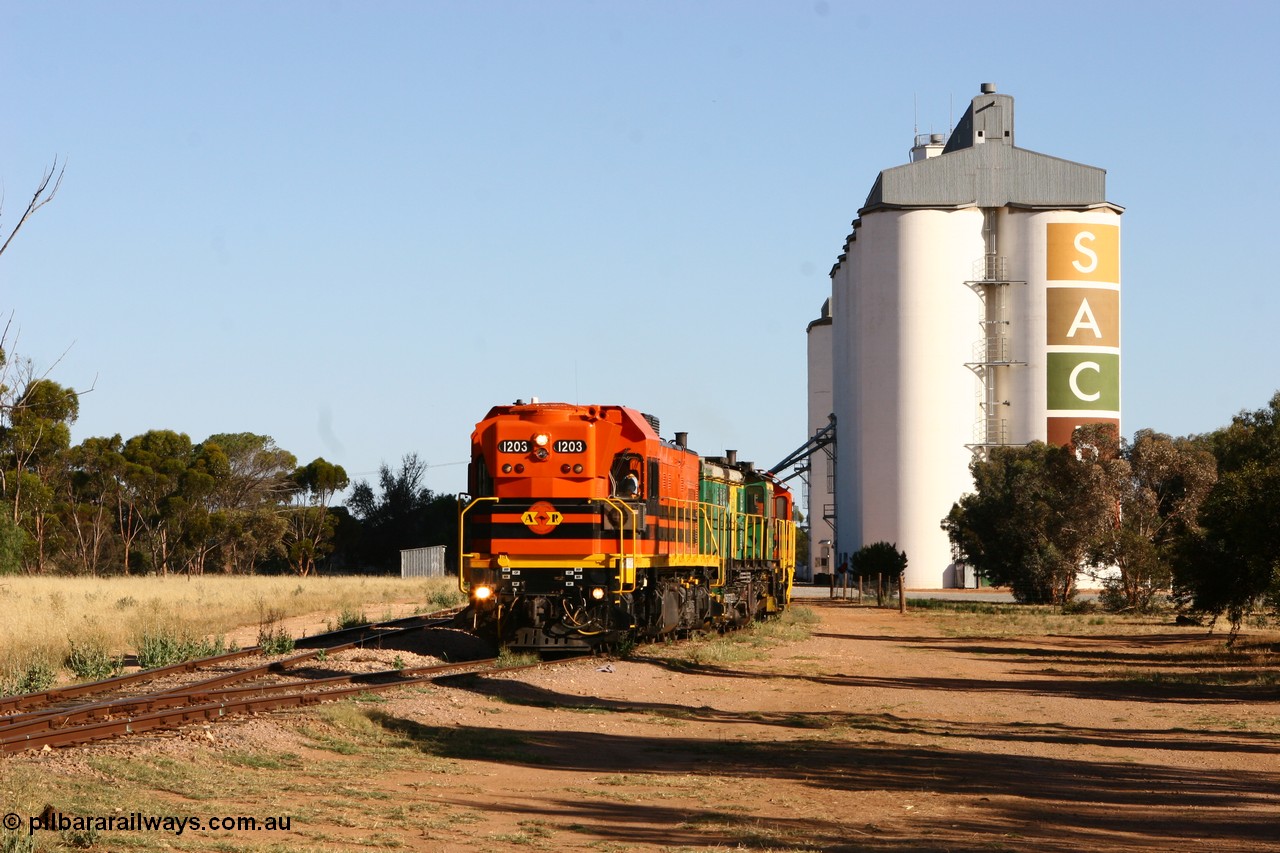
[1174,392,1280,636]
[59,436,127,575]
[201,433,295,573]
[0,378,79,523]
[121,430,195,575]
[1081,427,1217,611]
[285,458,348,576]
[0,378,80,571]
[172,440,232,575]
[0,158,68,570]
[944,441,1114,605]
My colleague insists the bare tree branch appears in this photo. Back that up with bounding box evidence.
[0,314,96,421]
[0,157,66,259]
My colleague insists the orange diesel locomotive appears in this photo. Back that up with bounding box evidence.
[458,401,796,650]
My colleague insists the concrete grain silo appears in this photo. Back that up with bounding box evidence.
[825,84,1122,588]
[805,299,835,583]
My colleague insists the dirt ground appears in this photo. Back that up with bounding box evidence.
[241,600,1280,852]
[15,599,1280,852]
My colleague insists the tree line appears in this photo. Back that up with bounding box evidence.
[944,390,1280,637]
[0,372,455,576]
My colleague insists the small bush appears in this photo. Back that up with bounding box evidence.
[62,826,100,849]
[785,606,820,625]
[336,607,368,630]
[0,659,57,696]
[259,627,295,656]
[1,830,36,853]
[496,648,540,668]
[65,638,124,682]
[611,636,637,659]
[1062,598,1098,615]
[427,586,465,611]
[136,629,226,669]
[256,603,296,656]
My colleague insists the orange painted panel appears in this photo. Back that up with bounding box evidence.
[1046,223,1120,283]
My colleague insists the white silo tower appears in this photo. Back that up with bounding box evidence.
[827,84,1122,589]
[805,299,835,583]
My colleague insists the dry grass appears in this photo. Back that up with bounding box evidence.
[665,606,820,667]
[0,575,462,691]
[903,598,1192,637]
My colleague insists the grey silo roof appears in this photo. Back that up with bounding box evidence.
[859,88,1122,215]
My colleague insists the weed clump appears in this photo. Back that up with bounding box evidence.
[0,829,36,852]
[65,637,124,681]
[255,601,296,655]
[426,585,465,611]
[496,648,540,668]
[135,629,228,669]
[0,659,57,697]
[335,607,368,630]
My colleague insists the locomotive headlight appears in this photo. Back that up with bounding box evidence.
[534,433,549,447]
[502,464,513,474]
[473,585,493,601]
[590,587,606,601]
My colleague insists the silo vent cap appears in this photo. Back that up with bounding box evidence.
[980,82,997,94]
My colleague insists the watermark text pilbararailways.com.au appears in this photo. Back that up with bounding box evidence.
[5,809,292,836]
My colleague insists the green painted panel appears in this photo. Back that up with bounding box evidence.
[1047,352,1120,411]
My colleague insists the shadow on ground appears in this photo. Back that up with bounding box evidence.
[404,618,1280,851]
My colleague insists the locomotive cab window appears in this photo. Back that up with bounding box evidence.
[611,453,643,498]
[472,456,493,497]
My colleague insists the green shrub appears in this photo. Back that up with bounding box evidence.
[0,659,57,696]
[1,830,36,853]
[136,629,226,669]
[65,638,124,681]
[258,624,295,656]
[427,585,465,611]
[0,506,28,577]
[1062,598,1098,615]
[336,607,368,630]
[496,648,539,668]
[256,604,296,655]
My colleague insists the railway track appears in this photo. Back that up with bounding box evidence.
[0,610,546,755]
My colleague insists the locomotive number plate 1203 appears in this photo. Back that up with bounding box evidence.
[498,440,530,453]
[553,439,587,453]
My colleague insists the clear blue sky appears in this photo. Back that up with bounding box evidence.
[2,1,1277,497]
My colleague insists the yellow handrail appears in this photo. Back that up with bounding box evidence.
[600,497,639,593]
[457,496,499,594]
